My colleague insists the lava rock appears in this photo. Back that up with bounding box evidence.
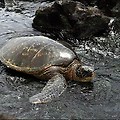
[60,0,110,39]
[72,0,97,6]
[111,19,120,33]
[111,1,120,17]
[32,0,110,40]
[75,0,119,16]
[110,1,120,33]
[95,0,119,16]
[0,0,5,8]
[33,2,71,32]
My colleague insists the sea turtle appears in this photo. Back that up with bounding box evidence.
[0,36,94,104]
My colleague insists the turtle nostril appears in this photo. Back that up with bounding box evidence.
[76,67,83,77]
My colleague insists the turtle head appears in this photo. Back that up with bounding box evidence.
[66,60,94,82]
[75,65,94,82]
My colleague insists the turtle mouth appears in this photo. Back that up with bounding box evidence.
[80,71,95,82]
[80,72,95,82]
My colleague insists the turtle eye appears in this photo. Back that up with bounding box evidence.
[76,66,83,78]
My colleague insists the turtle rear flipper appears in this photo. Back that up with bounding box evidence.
[29,73,67,104]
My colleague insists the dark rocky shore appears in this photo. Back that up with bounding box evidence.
[0,0,120,119]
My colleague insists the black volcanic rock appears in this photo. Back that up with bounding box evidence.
[112,1,120,17]
[0,0,5,8]
[73,0,119,16]
[32,0,110,40]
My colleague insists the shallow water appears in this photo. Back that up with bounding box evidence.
[0,1,120,119]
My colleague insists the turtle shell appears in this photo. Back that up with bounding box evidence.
[0,36,76,73]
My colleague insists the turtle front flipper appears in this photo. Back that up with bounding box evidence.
[29,73,67,104]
